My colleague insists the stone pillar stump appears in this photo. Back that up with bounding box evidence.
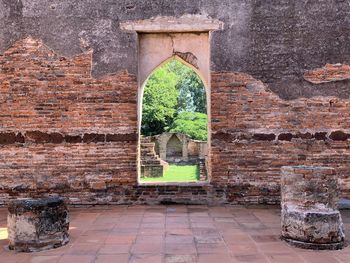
[7,197,69,252]
[281,166,345,250]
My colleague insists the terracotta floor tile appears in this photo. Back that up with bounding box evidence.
[213,217,237,223]
[129,253,163,263]
[138,228,165,235]
[165,254,197,263]
[140,223,165,229]
[75,231,107,244]
[166,228,193,236]
[29,255,61,263]
[112,228,139,234]
[57,255,95,263]
[26,243,72,256]
[265,253,305,263]
[0,207,350,262]
[0,253,31,263]
[166,217,189,223]
[192,228,219,236]
[94,254,129,263]
[228,243,259,256]
[334,252,350,263]
[131,242,163,254]
[67,243,101,255]
[105,234,136,244]
[234,254,269,263]
[196,243,228,254]
[189,217,214,223]
[195,235,224,244]
[142,217,165,223]
[135,235,164,244]
[223,234,253,245]
[256,241,293,254]
[166,234,194,244]
[166,222,191,229]
[250,235,279,243]
[165,243,197,254]
[239,223,267,232]
[88,224,116,231]
[191,222,216,228]
[198,253,234,263]
[117,223,141,228]
[98,244,131,254]
[232,216,259,224]
[93,217,119,225]
[300,251,340,263]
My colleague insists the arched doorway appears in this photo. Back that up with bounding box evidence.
[166,134,183,161]
[139,57,208,183]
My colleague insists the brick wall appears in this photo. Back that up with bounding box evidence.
[0,38,138,204]
[211,72,350,203]
[0,37,349,205]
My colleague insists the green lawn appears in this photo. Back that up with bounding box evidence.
[141,164,199,183]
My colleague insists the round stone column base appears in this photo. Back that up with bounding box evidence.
[281,208,345,245]
[282,237,345,250]
[281,166,345,250]
[7,197,69,252]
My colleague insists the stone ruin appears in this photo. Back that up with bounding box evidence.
[281,166,345,250]
[140,133,208,180]
[149,133,207,164]
[7,197,69,252]
[140,136,169,178]
[0,1,350,207]
[1,0,350,253]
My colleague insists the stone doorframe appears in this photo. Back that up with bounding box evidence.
[158,133,189,162]
[121,15,224,184]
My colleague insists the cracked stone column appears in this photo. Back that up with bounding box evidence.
[7,197,69,252]
[281,166,345,250]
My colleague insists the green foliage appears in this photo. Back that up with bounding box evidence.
[167,60,207,113]
[141,63,179,136]
[141,164,199,182]
[168,112,208,141]
[141,59,208,139]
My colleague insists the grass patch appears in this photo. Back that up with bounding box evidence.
[141,164,199,183]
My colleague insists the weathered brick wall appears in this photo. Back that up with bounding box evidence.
[0,38,138,203]
[211,72,350,203]
[1,38,350,205]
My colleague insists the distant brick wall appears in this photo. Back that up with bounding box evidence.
[0,38,350,205]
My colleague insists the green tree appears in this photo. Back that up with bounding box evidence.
[141,59,208,138]
[168,112,208,141]
[167,60,207,114]
[176,71,207,114]
[141,64,179,136]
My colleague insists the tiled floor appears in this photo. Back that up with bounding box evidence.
[0,205,350,263]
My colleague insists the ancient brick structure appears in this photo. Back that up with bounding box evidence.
[141,133,208,180]
[7,197,69,252]
[304,64,350,84]
[140,137,168,178]
[149,133,207,163]
[281,166,345,250]
[0,37,350,205]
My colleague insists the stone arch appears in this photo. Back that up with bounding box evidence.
[166,134,183,160]
[138,55,209,137]
[141,54,208,89]
[138,56,209,182]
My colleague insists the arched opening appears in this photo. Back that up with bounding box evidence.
[166,134,183,161]
[139,57,209,183]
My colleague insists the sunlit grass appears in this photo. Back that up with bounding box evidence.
[0,227,8,240]
[141,164,199,183]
